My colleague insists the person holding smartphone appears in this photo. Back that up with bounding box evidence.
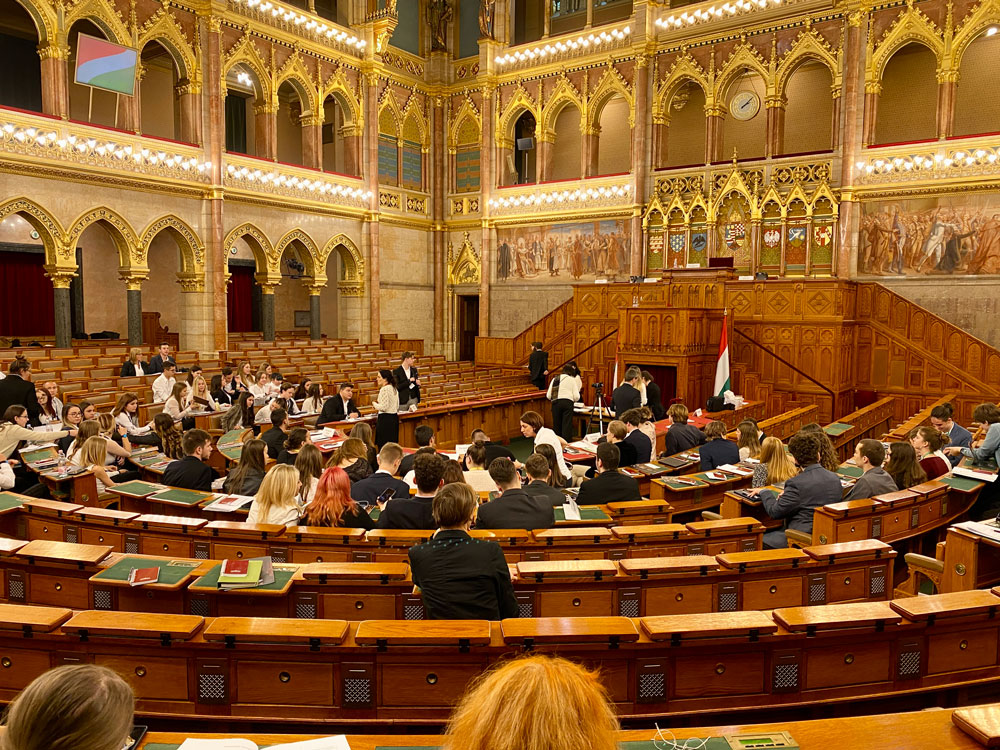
[350,441,410,506]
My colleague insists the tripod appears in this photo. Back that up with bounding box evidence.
[589,385,608,436]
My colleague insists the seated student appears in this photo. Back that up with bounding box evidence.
[161,429,216,491]
[660,403,706,457]
[534,443,568,489]
[42,381,63,421]
[151,362,177,404]
[260,408,289,460]
[131,412,184,458]
[293,378,313,402]
[65,420,100,465]
[351,442,410,506]
[636,406,657,448]
[799,423,841,472]
[301,466,375,529]
[349,422,379,469]
[320,382,360,423]
[736,419,762,461]
[699,420,741,470]
[521,453,567,506]
[301,382,325,414]
[910,425,951,480]
[264,372,284,400]
[295,443,324,503]
[844,439,898,501]
[577,442,641,505]
[408,482,518,620]
[442,460,465,485]
[232,361,253,392]
[1,663,136,750]
[210,374,232,407]
[35,388,59,426]
[275,382,300,416]
[249,370,269,401]
[402,446,437,488]
[462,442,499,494]
[328,437,373,483]
[276,427,309,465]
[222,438,267,496]
[188,375,218,413]
[120,346,148,377]
[54,404,82,454]
[112,392,143,435]
[79,401,98,421]
[377,452,445,529]
[247,464,300,527]
[399,424,437,477]
[518,411,572,485]
[442,655,618,750]
[147,342,175,374]
[220,392,256,432]
[162,382,194,430]
[621,408,653,465]
[752,436,797,489]
[184,364,203,387]
[467,428,515,467]
[750,431,842,549]
[477,457,555,530]
[884,441,928,490]
[77,436,124,496]
[931,401,973,466]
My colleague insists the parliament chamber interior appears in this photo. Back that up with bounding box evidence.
[4,0,1000,744]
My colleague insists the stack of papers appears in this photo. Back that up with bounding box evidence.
[953,466,998,483]
[204,494,255,513]
[718,464,754,477]
[218,557,274,590]
[567,441,598,454]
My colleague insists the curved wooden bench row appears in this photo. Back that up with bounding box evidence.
[0,590,998,723]
[0,493,765,562]
[884,394,958,443]
[725,404,820,442]
[0,539,895,621]
[824,396,897,461]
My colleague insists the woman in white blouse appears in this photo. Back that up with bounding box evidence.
[162,382,193,423]
[112,393,142,433]
[517,410,572,483]
[373,368,399,448]
[189,375,218,413]
[247,464,301,526]
[249,371,268,401]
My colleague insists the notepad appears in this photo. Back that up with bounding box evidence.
[128,567,160,586]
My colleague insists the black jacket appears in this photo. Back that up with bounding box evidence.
[522,479,566,507]
[528,350,548,384]
[399,449,438,478]
[662,423,706,457]
[119,361,148,377]
[623,429,652,465]
[351,470,411,506]
[645,381,665,420]
[408,529,518,620]
[393,364,420,404]
[161,455,216,492]
[260,426,286,460]
[320,395,358,424]
[222,467,265,496]
[212,388,234,407]
[0,374,41,426]
[302,505,376,530]
[611,383,642,418]
[146,354,175,375]
[476,487,554,530]
[761,463,843,534]
[577,470,641,505]
[377,494,435,529]
[699,438,741,471]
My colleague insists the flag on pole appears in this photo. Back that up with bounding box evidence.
[74,34,138,96]
[713,310,731,397]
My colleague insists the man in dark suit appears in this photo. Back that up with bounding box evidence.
[930,403,973,466]
[320,382,359,424]
[527,342,548,391]
[752,431,843,548]
[477,458,554,530]
[377,453,444,529]
[577,443,641,505]
[641,370,665,421]
[844,439,899,502]
[468,429,515,466]
[161,429,217,491]
[622,409,653,464]
[146,343,176,375]
[611,366,642,418]
[660,403,707,457]
[409,483,518,620]
[521,454,566,507]
[260,409,289,460]
[398,425,436,477]
[0,357,41,426]
[393,351,421,411]
[351,442,410,506]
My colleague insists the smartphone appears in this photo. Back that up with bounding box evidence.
[123,725,148,750]
[375,487,396,506]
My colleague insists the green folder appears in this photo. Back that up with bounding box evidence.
[109,481,165,498]
[149,488,211,505]
[939,475,984,492]
[0,493,25,512]
[555,506,609,521]
[218,559,263,586]
[91,556,199,585]
[193,562,295,592]
[837,465,864,478]
[824,422,854,436]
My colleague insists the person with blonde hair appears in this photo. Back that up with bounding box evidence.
[119,346,147,377]
[0,664,135,750]
[442,655,619,750]
[736,419,762,460]
[189,375,219,413]
[162,381,194,426]
[78,436,120,495]
[753,436,797,488]
[247,464,301,526]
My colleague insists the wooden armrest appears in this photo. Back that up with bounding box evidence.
[701,510,723,521]
[784,528,812,547]
[903,552,945,574]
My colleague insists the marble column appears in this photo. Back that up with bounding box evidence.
[431,97,446,349]
[343,127,363,176]
[936,75,957,140]
[765,97,785,158]
[705,107,725,163]
[582,128,600,176]
[126,287,143,346]
[630,55,651,276]
[652,118,668,167]
[364,71,381,344]
[309,288,322,340]
[479,81,497,336]
[50,275,73,348]
[205,16,230,351]
[177,81,202,145]
[830,92,842,150]
[838,12,870,279]
[300,114,323,169]
[121,65,143,133]
[861,86,879,147]
[38,44,69,119]
[535,136,552,183]
[255,103,278,160]
[260,285,276,341]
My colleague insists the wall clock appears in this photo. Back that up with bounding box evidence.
[730,91,760,121]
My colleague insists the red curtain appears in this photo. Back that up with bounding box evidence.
[227,265,254,333]
[0,251,54,336]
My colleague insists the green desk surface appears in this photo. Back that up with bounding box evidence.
[836,465,864,478]
[191,562,296,592]
[109,481,165,498]
[92,556,200,585]
[20,448,55,463]
[0,493,25,512]
[555,506,610,521]
[134,454,168,467]
[659,478,708,490]
[939,475,984,492]
[149,488,211,505]
[824,422,854,436]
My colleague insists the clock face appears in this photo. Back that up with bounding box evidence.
[730,91,760,121]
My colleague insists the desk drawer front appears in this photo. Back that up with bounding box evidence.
[804,641,890,690]
[832,518,870,543]
[537,590,613,617]
[673,653,765,698]
[644,583,714,616]
[80,528,124,550]
[29,573,89,609]
[0,647,52,690]
[140,535,191,558]
[321,593,397,621]
[827,567,866,603]
[741,576,803,610]
[236,660,333,706]
[379,663,481,707]
[927,627,999,675]
[97,655,190,700]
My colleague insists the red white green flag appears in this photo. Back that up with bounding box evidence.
[714,311,731,397]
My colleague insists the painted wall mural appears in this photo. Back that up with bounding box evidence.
[860,195,1000,276]
[494,219,631,282]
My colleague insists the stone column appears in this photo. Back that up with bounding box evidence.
[259,283,276,341]
[838,11,870,279]
[364,70,381,344]
[830,90,842,150]
[49,273,74,348]
[126,287,143,346]
[652,117,668,167]
[705,106,725,163]
[630,55,651,275]
[308,286,322,340]
[176,80,202,144]
[582,127,600,176]
[38,43,69,119]
[936,73,957,140]
[585,0,593,27]
[431,97,446,349]
[497,139,514,185]
[862,85,879,147]
[765,96,785,157]
[121,65,143,133]
[300,114,323,169]
[342,126,363,176]
[255,103,278,160]
[543,0,551,36]
[480,78,497,336]
[535,135,552,182]
[205,16,230,351]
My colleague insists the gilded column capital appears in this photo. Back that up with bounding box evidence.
[765,95,787,109]
[258,283,276,295]
[37,43,69,61]
[177,273,205,293]
[44,268,76,289]
[306,282,326,296]
[300,113,322,127]
[255,102,278,116]
[848,8,868,27]
[119,268,150,291]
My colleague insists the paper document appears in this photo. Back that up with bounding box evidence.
[561,497,581,521]
[953,466,998,483]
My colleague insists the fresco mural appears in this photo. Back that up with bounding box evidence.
[860,195,1000,275]
[494,220,631,282]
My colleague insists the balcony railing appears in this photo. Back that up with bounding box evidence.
[488,172,633,218]
[224,153,370,209]
[854,135,1000,187]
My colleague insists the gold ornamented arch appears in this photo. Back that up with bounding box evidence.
[539,76,583,136]
[587,64,634,130]
[320,233,365,295]
[139,215,206,291]
[400,92,428,145]
[224,222,277,279]
[653,53,710,122]
[378,88,404,136]
[775,28,841,98]
[448,96,480,148]
[10,0,56,47]
[275,51,318,114]
[65,0,130,45]
[322,68,363,130]
[714,43,771,102]
[867,4,944,87]
[275,228,320,281]
[447,232,480,285]
[137,7,199,89]
[0,197,65,265]
[496,86,539,146]
[222,31,271,101]
[950,0,1000,69]
[66,207,140,270]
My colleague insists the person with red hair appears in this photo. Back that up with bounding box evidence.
[300,467,375,529]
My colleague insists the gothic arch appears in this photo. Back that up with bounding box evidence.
[951,2,1000,69]
[869,7,944,86]
[139,215,205,282]
[400,98,428,145]
[378,92,404,137]
[654,56,710,121]
[321,234,365,294]
[11,0,56,47]
[275,228,319,281]
[224,222,276,277]
[222,34,272,101]
[715,45,770,101]
[275,54,318,114]
[587,67,633,129]
[66,207,140,270]
[449,98,480,147]
[322,69,363,128]
[137,9,198,87]
[540,78,583,135]
[497,88,539,145]
[0,197,65,265]
[775,30,841,98]
[65,0,130,45]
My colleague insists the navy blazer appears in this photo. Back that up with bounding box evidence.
[476,487,555,530]
[577,469,641,505]
[947,422,974,465]
[0,374,41,426]
[161,455,216,492]
[623,429,652,464]
[377,494,435,529]
[351,470,410,506]
[522,479,566,507]
[662,423,706,457]
[699,438,741,471]
[320,395,359,424]
[611,383,642,418]
[761,463,843,534]
[146,354,176,375]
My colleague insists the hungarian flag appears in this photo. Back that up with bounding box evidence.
[713,311,731,397]
[75,34,138,96]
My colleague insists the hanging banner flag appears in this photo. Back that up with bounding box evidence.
[74,33,138,96]
[713,310,731,398]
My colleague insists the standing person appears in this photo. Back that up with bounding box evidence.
[546,363,582,441]
[119,347,147,377]
[0,356,41,426]
[527,341,548,391]
[373,369,400,448]
[611,366,642,418]
[161,429,216,491]
[146,343,175,374]
[394,351,421,411]
[844,439,899,501]
[640,370,665,421]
